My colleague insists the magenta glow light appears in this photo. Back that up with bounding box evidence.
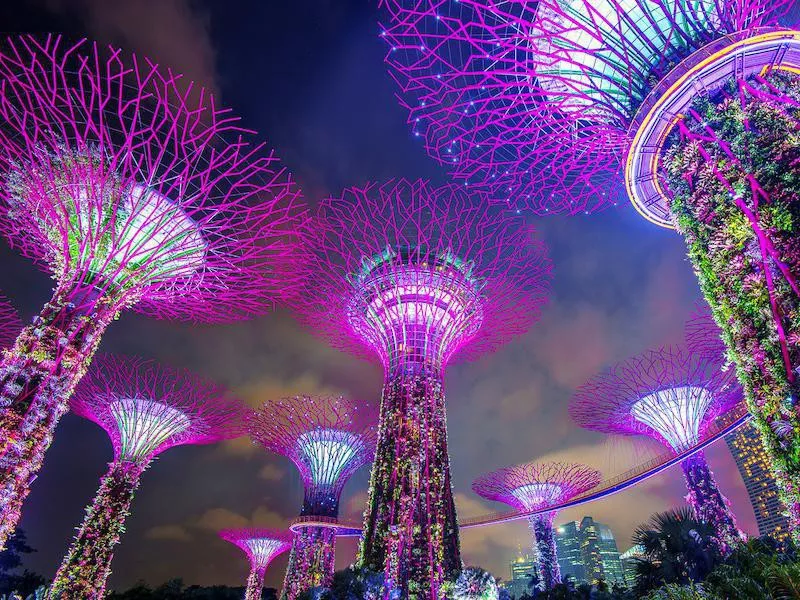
[293,179,550,597]
[220,528,293,600]
[571,346,744,551]
[473,461,601,590]
[0,295,21,350]
[379,0,791,214]
[250,395,377,517]
[0,34,306,548]
[570,347,739,453]
[250,395,376,599]
[49,355,242,599]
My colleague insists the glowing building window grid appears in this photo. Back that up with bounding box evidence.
[296,428,364,487]
[631,385,713,452]
[110,398,191,461]
[58,181,206,283]
[510,483,564,511]
[245,538,290,570]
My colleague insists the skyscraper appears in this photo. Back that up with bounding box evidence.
[555,518,624,585]
[555,521,585,583]
[619,545,645,587]
[502,554,538,598]
[726,422,791,542]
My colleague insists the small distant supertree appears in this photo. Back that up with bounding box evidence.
[452,567,499,600]
[472,462,601,590]
[0,35,306,546]
[0,295,21,350]
[47,355,243,599]
[381,2,800,539]
[220,528,293,600]
[249,395,377,600]
[570,346,745,553]
[293,179,551,597]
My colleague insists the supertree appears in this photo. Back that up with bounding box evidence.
[220,528,293,600]
[292,179,551,598]
[472,462,601,590]
[380,0,800,537]
[249,395,378,600]
[47,355,242,599]
[0,295,21,350]
[570,346,745,552]
[0,35,306,546]
[685,304,729,365]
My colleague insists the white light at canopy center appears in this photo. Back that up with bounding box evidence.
[510,482,563,511]
[297,428,363,486]
[245,538,287,568]
[110,398,191,461]
[64,182,206,282]
[357,266,483,345]
[532,0,721,120]
[631,385,713,452]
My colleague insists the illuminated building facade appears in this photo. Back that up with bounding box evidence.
[619,545,644,587]
[554,518,624,585]
[727,423,791,542]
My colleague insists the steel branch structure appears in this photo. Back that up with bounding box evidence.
[220,528,293,600]
[571,346,745,552]
[0,35,306,547]
[48,355,242,599]
[293,179,550,597]
[381,1,800,541]
[685,304,729,364]
[0,295,21,350]
[473,462,601,590]
[250,395,377,599]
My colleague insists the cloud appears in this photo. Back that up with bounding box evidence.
[38,0,219,95]
[145,524,192,542]
[259,463,285,482]
[193,505,288,532]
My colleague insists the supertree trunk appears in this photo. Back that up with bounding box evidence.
[245,567,267,600]
[0,281,120,548]
[282,526,336,600]
[663,70,800,540]
[681,452,742,553]
[530,513,559,590]
[359,370,460,599]
[48,460,143,599]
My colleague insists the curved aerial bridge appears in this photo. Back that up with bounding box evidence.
[292,404,750,536]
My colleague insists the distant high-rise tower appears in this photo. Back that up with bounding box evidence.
[555,518,624,585]
[503,554,538,598]
[619,545,644,587]
[555,521,585,583]
[726,422,791,542]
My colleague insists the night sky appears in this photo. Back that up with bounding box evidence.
[0,0,772,592]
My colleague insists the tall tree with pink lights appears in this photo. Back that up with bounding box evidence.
[473,462,601,590]
[249,395,377,600]
[380,1,800,536]
[293,179,551,597]
[570,346,745,552]
[47,355,243,599]
[0,35,306,545]
[220,528,293,600]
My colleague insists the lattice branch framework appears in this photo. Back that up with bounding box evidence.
[570,346,742,453]
[379,0,790,213]
[249,395,377,516]
[472,461,602,513]
[0,34,308,321]
[293,178,551,373]
[0,296,20,349]
[71,354,244,463]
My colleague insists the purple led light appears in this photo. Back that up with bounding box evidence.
[379,0,791,213]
